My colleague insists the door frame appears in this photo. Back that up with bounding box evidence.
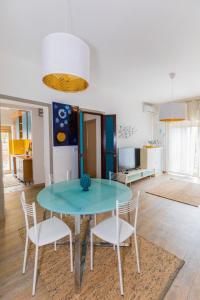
[0,125,12,173]
[78,110,104,178]
[0,94,53,220]
[78,111,117,179]
[101,114,117,178]
[84,119,97,177]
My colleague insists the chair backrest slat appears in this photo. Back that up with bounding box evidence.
[46,170,71,187]
[66,170,71,181]
[116,191,140,242]
[46,174,54,187]
[20,192,38,240]
[109,171,118,181]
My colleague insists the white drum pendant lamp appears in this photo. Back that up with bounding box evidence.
[159,102,187,122]
[159,72,187,122]
[42,32,90,92]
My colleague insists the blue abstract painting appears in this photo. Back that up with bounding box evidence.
[53,102,78,146]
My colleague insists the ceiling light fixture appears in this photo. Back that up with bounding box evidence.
[42,1,90,92]
[159,73,187,122]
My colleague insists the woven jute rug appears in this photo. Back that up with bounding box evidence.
[19,215,184,300]
[146,179,200,207]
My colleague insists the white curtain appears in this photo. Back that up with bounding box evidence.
[167,100,200,177]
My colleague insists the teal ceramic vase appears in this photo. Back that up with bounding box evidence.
[80,174,91,191]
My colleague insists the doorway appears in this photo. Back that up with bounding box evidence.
[1,126,11,173]
[84,117,98,177]
[0,98,52,195]
[79,112,117,179]
[83,113,102,178]
[0,107,34,193]
[0,94,52,220]
[167,121,200,177]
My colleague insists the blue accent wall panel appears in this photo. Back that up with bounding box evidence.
[106,117,114,152]
[53,102,78,146]
[79,111,84,177]
[105,115,116,178]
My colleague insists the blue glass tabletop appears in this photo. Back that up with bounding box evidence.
[37,178,132,215]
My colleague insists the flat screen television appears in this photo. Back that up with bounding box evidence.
[118,147,140,171]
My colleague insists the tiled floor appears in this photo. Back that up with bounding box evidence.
[3,173,30,193]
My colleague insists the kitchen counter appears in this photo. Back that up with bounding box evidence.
[13,155,32,160]
[12,155,33,184]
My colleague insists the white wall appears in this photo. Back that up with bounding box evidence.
[0,127,4,219]
[84,114,101,178]
[0,108,15,139]
[52,101,153,182]
[105,99,153,149]
[52,101,153,181]
[43,107,51,186]
[0,108,15,126]
[151,105,167,171]
[0,53,154,181]
[31,108,45,184]
[53,146,78,182]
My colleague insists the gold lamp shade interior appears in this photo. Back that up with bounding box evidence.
[42,33,90,93]
[42,73,89,92]
[159,103,187,122]
[160,118,185,122]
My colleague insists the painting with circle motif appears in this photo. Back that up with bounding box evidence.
[53,102,78,146]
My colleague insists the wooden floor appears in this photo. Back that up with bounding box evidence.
[1,175,200,299]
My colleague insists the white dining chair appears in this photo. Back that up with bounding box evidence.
[93,171,116,226]
[90,191,141,295]
[20,191,73,296]
[46,174,54,218]
[109,170,118,215]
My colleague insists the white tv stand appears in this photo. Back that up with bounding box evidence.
[117,169,155,185]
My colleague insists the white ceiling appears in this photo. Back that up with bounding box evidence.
[1,0,200,103]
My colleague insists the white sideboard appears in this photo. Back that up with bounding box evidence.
[140,147,162,174]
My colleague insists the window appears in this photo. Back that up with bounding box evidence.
[1,128,11,172]
[167,122,200,177]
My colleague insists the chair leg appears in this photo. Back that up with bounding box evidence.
[32,246,39,296]
[112,210,116,250]
[50,211,53,218]
[117,244,124,295]
[54,241,57,251]
[22,235,29,274]
[90,231,93,270]
[69,233,73,272]
[94,214,97,226]
[60,213,63,219]
[134,234,140,273]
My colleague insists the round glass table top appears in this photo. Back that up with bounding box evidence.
[37,178,132,215]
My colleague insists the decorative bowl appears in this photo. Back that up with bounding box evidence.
[80,174,91,191]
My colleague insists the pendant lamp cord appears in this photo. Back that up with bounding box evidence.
[65,0,72,33]
[165,72,176,171]
[169,72,175,100]
[171,76,173,99]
